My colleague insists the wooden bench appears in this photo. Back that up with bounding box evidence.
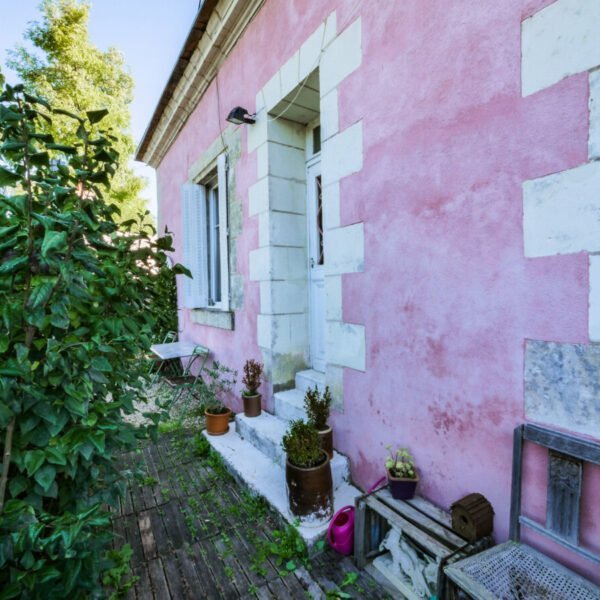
[444,424,600,600]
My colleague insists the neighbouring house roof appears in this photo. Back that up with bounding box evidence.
[136,0,265,168]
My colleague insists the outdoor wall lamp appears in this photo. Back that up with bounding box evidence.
[226,106,255,125]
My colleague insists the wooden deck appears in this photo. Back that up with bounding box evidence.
[111,433,391,599]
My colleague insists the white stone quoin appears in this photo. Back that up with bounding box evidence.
[522,0,600,96]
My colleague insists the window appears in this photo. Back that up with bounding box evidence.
[181,153,229,311]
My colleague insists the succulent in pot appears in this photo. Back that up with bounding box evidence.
[241,359,263,417]
[282,420,333,522]
[385,445,419,500]
[203,361,237,435]
[304,385,333,459]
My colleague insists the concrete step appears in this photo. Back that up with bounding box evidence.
[235,411,350,488]
[274,388,306,422]
[204,422,361,547]
[295,369,326,395]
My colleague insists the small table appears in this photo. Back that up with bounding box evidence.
[150,341,210,407]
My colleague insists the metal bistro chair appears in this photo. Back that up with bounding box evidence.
[148,331,180,384]
[444,424,600,600]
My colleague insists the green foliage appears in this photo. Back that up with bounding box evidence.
[304,385,332,431]
[251,519,310,576]
[7,0,148,224]
[282,420,324,468]
[150,251,178,343]
[202,361,237,414]
[0,84,183,596]
[102,544,138,599]
[385,446,417,479]
[241,358,263,395]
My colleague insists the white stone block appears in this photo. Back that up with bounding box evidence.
[262,70,282,111]
[320,18,362,96]
[589,255,600,341]
[270,177,306,214]
[327,321,366,371]
[524,161,600,257]
[249,247,271,281]
[321,121,363,186]
[325,275,342,320]
[299,23,325,82]
[590,69,600,160]
[325,223,364,274]
[320,89,339,142]
[522,0,600,96]
[280,51,300,98]
[325,363,344,410]
[257,314,308,353]
[247,111,268,154]
[257,143,269,179]
[268,142,305,181]
[322,182,340,229]
[260,211,306,248]
[248,177,269,216]
[267,118,305,150]
[323,11,337,48]
[260,280,307,315]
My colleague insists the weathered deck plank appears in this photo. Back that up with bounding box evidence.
[113,432,388,599]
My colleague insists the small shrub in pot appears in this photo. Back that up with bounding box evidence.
[385,446,419,500]
[304,386,333,458]
[282,420,333,521]
[203,361,237,435]
[241,359,263,417]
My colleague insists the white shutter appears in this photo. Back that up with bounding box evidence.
[217,154,230,310]
[181,183,208,308]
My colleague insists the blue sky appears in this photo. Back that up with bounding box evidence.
[0,0,199,213]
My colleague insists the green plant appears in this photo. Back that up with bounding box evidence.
[102,544,139,599]
[241,358,263,395]
[385,446,416,479]
[304,385,332,431]
[202,360,237,414]
[0,84,187,596]
[251,519,309,575]
[282,420,324,468]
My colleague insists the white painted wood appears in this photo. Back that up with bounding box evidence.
[307,157,326,373]
[216,153,229,310]
[181,183,208,308]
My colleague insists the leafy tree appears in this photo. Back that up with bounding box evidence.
[0,83,185,597]
[7,0,147,224]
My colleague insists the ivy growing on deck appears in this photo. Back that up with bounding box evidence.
[0,83,187,597]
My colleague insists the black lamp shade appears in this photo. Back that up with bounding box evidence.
[226,106,255,125]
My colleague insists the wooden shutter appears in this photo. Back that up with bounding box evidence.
[217,154,230,310]
[181,183,208,308]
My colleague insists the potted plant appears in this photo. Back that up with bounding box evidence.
[385,446,419,500]
[304,385,333,459]
[282,420,333,520]
[241,359,263,417]
[203,361,237,435]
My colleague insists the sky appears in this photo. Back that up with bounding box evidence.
[0,0,199,214]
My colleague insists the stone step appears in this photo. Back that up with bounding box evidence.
[295,369,326,395]
[235,411,350,488]
[274,388,306,422]
[204,422,361,547]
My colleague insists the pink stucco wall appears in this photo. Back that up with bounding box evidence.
[155,0,598,581]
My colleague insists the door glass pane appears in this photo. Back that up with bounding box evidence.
[316,175,324,265]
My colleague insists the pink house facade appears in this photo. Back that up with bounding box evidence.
[137,0,600,583]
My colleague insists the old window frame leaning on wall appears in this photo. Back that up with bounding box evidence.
[182,153,230,311]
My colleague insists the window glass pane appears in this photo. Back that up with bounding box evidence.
[207,186,221,305]
[313,126,321,155]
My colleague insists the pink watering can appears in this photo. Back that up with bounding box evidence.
[327,476,386,555]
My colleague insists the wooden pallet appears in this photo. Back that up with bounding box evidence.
[354,488,490,599]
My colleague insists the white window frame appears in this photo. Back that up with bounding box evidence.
[181,153,229,311]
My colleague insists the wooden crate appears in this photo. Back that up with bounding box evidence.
[354,488,491,599]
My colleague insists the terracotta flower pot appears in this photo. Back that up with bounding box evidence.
[204,408,232,436]
[387,469,419,500]
[286,451,333,520]
[242,393,261,417]
[318,426,333,459]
